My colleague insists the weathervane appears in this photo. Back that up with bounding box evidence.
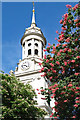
[32,1,35,12]
[33,1,34,7]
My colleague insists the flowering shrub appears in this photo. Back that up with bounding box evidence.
[40,3,80,119]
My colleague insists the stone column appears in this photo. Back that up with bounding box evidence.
[25,41,28,57]
[39,41,42,58]
[22,45,24,59]
[32,38,34,57]
[43,47,45,58]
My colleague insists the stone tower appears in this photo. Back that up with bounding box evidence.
[15,2,52,118]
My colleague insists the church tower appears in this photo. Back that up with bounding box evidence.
[15,2,52,118]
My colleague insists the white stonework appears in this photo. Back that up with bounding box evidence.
[15,4,52,119]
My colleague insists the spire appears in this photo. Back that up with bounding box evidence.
[31,2,36,27]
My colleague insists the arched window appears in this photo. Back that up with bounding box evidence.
[35,49,38,55]
[35,43,38,47]
[28,49,31,55]
[23,42,25,48]
[28,43,31,46]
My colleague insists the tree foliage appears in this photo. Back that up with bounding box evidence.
[0,72,47,120]
[39,3,80,120]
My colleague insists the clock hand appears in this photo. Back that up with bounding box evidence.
[21,65,27,68]
[23,65,27,67]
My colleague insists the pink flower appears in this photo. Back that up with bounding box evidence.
[71,60,75,63]
[36,89,39,91]
[58,39,61,42]
[64,100,67,102]
[39,63,42,65]
[48,69,50,72]
[64,13,68,21]
[53,84,58,88]
[63,21,66,25]
[41,67,44,71]
[51,113,54,115]
[60,19,63,24]
[56,30,58,34]
[64,48,67,52]
[57,52,61,56]
[54,108,58,112]
[43,49,47,52]
[52,70,56,73]
[68,60,71,64]
[61,27,66,30]
[63,44,67,47]
[76,101,80,103]
[51,96,54,98]
[74,19,78,22]
[40,89,45,92]
[75,91,79,94]
[54,117,57,118]
[73,7,76,10]
[59,34,64,38]
[41,74,45,77]
[50,76,53,80]
[50,58,53,61]
[53,94,56,96]
[76,97,79,99]
[64,61,67,66]
[68,19,71,23]
[49,63,54,67]
[53,46,56,50]
[55,37,58,40]
[61,31,64,34]
[76,87,80,89]
[60,49,63,53]
[68,49,71,52]
[56,43,61,47]
[56,61,60,65]
[66,4,72,9]
[75,38,78,41]
[50,115,52,117]
[61,91,65,94]
[68,84,73,87]
[46,59,49,63]
[52,89,56,93]
[64,13,68,17]
[76,56,80,59]
[56,87,59,90]
[72,116,76,118]
[48,43,51,46]
[71,95,74,97]
[41,97,46,100]
[47,46,50,49]
[62,71,65,74]
[63,86,66,89]
[75,47,77,51]
[73,4,78,11]
[43,55,46,59]
[74,104,78,107]
[60,37,64,41]
[51,68,53,70]
[65,37,71,42]
[50,113,54,117]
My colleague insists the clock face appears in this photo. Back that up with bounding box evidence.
[21,60,29,70]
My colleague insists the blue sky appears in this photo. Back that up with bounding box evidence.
[2,2,78,73]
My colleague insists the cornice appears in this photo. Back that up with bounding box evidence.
[21,32,46,45]
[15,69,42,77]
